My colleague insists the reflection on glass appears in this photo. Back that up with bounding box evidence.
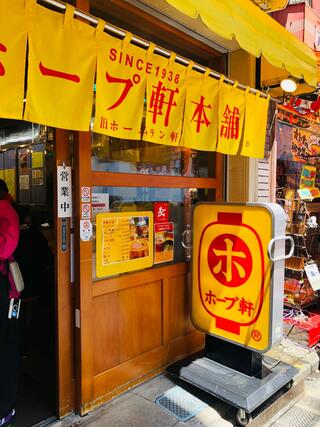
[91,132,215,177]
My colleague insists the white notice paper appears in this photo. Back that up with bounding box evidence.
[92,193,109,216]
[80,220,92,241]
[304,263,320,291]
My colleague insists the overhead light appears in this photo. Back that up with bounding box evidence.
[280,78,297,93]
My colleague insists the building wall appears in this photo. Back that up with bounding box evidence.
[272,2,320,50]
[304,5,320,49]
[272,3,305,41]
[312,0,320,15]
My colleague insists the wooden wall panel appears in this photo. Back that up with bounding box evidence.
[93,347,167,403]
[90,269,204,406]
[119,281,162,363]
[93,293,120,375]
[169,274,194,340]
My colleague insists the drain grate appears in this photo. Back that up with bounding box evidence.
[155,386,207,422]
[273,407,320,427]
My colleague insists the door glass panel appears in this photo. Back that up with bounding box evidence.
[91,133,216,178]
[92,186,215,280]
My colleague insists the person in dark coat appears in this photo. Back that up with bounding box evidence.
[0,197,20,426]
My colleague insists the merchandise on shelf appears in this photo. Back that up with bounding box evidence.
[283,310,320,347]
[277,188,320,309]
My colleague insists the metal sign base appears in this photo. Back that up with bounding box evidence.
[168,337,297,426]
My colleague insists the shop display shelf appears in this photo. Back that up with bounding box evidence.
[284,299,319,310]
[284,278,304,284]
[278,193,320,323]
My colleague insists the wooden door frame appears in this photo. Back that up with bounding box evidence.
[55,129,75,417]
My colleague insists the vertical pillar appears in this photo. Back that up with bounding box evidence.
[73,130,94,414]
[227,50,257,203]
[55,129,75,417]
[73,0,94,413]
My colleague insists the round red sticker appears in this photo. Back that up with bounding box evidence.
[207,233,252,287]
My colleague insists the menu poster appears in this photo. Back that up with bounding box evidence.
[19,174,30,190]
[32,168,44,186]
[96,211,154,278]
[154,222,174,264]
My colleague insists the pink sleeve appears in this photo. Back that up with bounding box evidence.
[0,200,19,260]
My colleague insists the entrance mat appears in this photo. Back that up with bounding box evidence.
[273,407,320,427]
[155,386,207,422]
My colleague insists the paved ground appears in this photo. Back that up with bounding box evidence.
[52,373,236,427]
[51,340,320,427]
[266,370,320,427]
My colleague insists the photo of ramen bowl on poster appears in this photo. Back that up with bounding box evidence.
[129,216,150,259]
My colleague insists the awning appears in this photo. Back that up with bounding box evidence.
[164,0,318,87]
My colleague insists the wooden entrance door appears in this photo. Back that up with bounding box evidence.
[73,130,223,413]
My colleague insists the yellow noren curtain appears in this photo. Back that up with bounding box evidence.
[165,0,317,87]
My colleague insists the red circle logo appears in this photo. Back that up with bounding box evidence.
[207,233,252,287]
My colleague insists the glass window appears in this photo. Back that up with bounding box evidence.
[92,186,215,280]
[91,132,216,178]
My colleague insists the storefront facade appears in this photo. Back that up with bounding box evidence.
[64,0,225,415]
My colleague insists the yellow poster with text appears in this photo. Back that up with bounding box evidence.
[25,4,96,131]
[143,51,187,146]
[96,211,154,277]
[94,31,147,140]
[32,151,43,169]
[241,92,269,159]
[181,70,221,151]
[0,0,27,120]
[4,169,16,200]
[216,83,246,155]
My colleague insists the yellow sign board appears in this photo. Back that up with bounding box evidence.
[4,168,16,200]
[192,203,282,352]
[32,151,43,169]
[96,211,153,277]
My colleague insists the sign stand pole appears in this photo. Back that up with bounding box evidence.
[205,335,263,378]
